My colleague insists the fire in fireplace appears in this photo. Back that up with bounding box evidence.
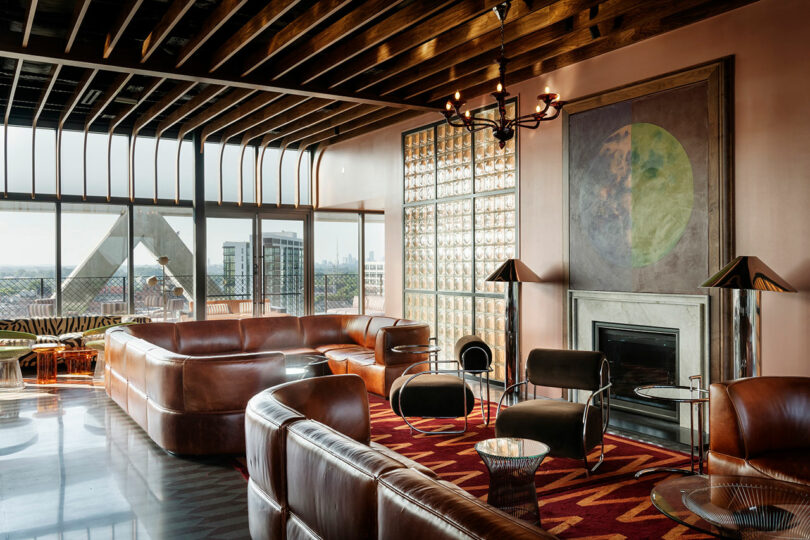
[595,323,679,422]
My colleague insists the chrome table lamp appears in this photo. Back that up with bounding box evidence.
[701,256,796,378]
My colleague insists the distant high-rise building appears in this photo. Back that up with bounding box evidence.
[223,241,251,296]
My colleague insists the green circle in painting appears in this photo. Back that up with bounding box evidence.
[629,123,693,266]
[578,122,694,268]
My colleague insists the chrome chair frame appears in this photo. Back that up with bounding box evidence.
[459,345,493,426]
[494,356,612,475]
[397,357,481,435]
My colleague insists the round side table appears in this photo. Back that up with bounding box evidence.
[391,343,441,370]
[634,380,708,477]
[475,437,550,525]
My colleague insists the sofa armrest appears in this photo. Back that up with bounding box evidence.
[375,324,431,366]
[709,382,746,460]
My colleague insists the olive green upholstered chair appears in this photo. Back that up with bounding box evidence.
[0,330,36,391]
[495,348,611,474]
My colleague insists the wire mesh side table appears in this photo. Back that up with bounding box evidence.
[475,437,550,525]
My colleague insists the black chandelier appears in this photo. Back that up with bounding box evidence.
[442,0,565,148]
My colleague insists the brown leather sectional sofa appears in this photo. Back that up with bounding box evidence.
[246,374,556,539]
[105,314,429,455]
[709,377,810,485]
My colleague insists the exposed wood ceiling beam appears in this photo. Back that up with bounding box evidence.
[459,0,757,102]
[271,104,379,145]
[422,0,731,104]
[109,77,165,131]
[288,107,403,146]
[57,68,97,198]
[354,0,584,94]
[319,0,506,89]
[60,68,97,126]
[200,92,282,144]
[0,34,437,111]
[391,0,616,99]
[253,101,359,143]
[104,0,144,59]
[324,110,423,146]
[209,0,302,72]
[65,0,92,53]
[156,84,227,138]
[83,72,133,130]
[176,0,248,67]
[4,59,23,195]
[133,81,195,134]
[176,87,255,139]
[241,0,352,77]
[22,1,37,47]
[218,95,312,143]
[141,0,196,62]
[289,0,457,86]
[32,64,61,127]
[235,98,335,145]
[268,0,404,81]
[4,60,22,126]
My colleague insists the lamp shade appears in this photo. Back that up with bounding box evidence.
[485,258,541,283]
[701,256,796,292]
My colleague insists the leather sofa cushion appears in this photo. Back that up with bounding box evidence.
[389,374,475,418]
[277,347,320,357]
[496,399,601,459]
[750,450,810,485]
[286,420,403,540]
[315,343,356,354]
[299,315,349,347]
[324,346,371,363]
[377,468,555,539]
[241,316,302,352]
[346,315,370,345]
[127,322,177,352]
[269,375,371,444]
[364,317,398,349]
[175,319,242,355]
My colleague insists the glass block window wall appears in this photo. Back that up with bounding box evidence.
[402,101,517,382]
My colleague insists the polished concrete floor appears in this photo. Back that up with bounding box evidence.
[0,384,249,539]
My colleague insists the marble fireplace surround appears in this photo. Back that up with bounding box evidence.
[568,290,710,430]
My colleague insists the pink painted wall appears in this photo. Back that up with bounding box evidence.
[319,0,810,378]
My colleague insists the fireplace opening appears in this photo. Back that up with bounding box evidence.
[595,323,679,423]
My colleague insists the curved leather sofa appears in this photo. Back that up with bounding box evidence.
[709,377,810,485]
[246,374,556,539]
[106,315,429,455]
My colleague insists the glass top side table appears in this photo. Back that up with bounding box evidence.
[634,374,708,478]
[651,474,810,539]
[475,437,550,525]
[391,336,441,370]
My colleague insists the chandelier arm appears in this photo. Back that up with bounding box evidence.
[513,118,542,129]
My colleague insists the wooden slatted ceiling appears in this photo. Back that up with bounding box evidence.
[0,0,758,178]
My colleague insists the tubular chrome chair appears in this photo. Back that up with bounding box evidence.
[495,348,611,474]
[455,335,494,425]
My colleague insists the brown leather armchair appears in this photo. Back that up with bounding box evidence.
[709,377,810,485]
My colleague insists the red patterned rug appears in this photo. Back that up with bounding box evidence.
[368,395,710,539]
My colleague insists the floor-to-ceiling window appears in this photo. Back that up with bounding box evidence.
[402,102,517,381]
[0,201,56,318]
[314,213,360,314]
[364,214,385,315]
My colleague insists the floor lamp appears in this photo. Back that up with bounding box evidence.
[485,259,541,405]
[701,256,796,379]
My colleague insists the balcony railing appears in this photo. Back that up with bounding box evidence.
[0,273,382,319]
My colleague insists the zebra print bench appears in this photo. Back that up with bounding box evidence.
[0,314,150,373]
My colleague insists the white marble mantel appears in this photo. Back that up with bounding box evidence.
[568,290,710,429]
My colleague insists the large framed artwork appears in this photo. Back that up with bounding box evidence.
[564,59,733,380]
